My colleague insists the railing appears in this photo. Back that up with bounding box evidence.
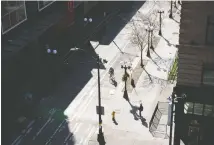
[149,102,169,139]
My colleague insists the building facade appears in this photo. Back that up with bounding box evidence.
[174,1,214,145]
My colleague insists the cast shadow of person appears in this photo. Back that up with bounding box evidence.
[112,117,118,125]
[112,79,118,87]
[127,100,140,120]
[140,117,148,128]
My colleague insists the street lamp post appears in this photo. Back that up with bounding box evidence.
[158,9,164,36]
[169,0,173,19]
[46,44,58,55]
[121,63,131,100]
[84,17,93,26]
[168,93,187,145]
[68,45,104,139]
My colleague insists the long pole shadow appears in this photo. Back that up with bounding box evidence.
[140,117,148,128]
[172,17,180,24]
[142,66,153,83]
[161,35,172,46]
[152,50,162,60]
[149,56,164,72]
[113,40,124,53]
[112,40,139,57]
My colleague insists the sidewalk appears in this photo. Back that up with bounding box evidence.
[87,1,181,145]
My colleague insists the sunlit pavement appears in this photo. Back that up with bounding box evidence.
[10,1,181,145]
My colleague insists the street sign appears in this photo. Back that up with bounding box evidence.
[96,106,104,115]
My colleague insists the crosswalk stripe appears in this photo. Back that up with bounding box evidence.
[83,125,97,145]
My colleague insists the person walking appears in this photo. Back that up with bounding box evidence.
[139,103,143,117]
[112,111,116,121]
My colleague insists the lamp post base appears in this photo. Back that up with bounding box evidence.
[158,30,162,36]
[169,13,173,19]
[140,63,144,68]
[146,51,151,58]
[97,131,105,144]
[150,45,154,51]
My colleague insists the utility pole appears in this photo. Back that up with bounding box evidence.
[169,0,173,18]
[169,93,175,145]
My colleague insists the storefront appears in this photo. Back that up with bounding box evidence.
[174,86,214,145]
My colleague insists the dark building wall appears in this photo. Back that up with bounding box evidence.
[175,2,214,145]
[177,1,214,87]
[177,45,214,87]
[179,1,214,45]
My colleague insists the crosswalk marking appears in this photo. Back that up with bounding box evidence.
[83,125,97,145]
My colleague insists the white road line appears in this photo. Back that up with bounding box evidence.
[14,138,22,145]
[73,122,82,134]
[11,135,22,145]
[63,122,81,144]
[83,126,96,145]
[45,120,66,145]
[26,120,35,129]
[33,117,52,140]
[79,138,84,145]
[25,127,32,135]
[11,120,36,145]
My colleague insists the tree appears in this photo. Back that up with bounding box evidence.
[129,10,159,68]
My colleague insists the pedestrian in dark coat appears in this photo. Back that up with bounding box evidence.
[139,103,143,117]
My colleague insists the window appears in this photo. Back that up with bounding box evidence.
[204,105,214,117]
[194,103,203,116]
[206,16,214,45]
[37,0,56,11]
[184,102,194,114]
[1,1,27,34]
[203,70,214,86]
[184,102,214,117]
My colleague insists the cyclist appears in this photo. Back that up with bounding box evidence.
[109,67,115,83]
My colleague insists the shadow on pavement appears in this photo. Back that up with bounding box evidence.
[161,35,172,46]
[128,100,140,121]
[97,133,106,145]
[141,117,148,128]
[92,1,146,45]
